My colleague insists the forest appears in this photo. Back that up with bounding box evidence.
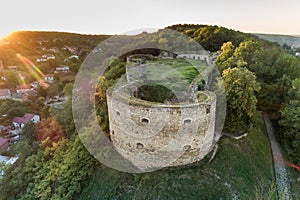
[0,24,300,199]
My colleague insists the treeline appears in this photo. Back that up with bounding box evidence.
[167,24,262,52]
[217,41,300,165]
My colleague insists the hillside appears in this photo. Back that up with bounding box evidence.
[77,112,274,200]
[0,31,110,65]
[0,25,299,199]
[255,33,300,48]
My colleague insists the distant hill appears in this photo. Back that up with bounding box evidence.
[255,33,300,48]
[0,31,110,65]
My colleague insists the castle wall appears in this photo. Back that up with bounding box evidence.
[107,90,216,171]
[176,54,212,65]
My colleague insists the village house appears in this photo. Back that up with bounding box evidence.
[30,81,39,89]
[0,89,11,99]
[1,76,7,81]
[36,54,55,62]
[7,66,18,71]
[0,155,18,165]
[36,58,47,62]
[48,47,59,53]
[43,54,55,60]
[0,138,9,153]
[54,65,70,73]
[16,85,34,94]
[44,74,54,82]
[64,45,79,55]
[12,113,40,129]
[69,55,79,59]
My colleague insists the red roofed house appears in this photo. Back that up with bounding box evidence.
[0,137,9,153]
[12,113,40,129]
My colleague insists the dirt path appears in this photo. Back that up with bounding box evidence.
[263,112,292,199]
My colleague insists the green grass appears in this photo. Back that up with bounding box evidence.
[145,58,206,84]
[77,112,273,200]
[287,167,300,199]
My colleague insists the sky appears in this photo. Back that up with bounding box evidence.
[1,0,300,37]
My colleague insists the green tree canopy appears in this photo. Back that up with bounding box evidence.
[222,67,261,132]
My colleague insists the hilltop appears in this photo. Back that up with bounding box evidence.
[0,24,299,199]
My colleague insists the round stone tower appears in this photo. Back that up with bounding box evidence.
[107,82,217,171]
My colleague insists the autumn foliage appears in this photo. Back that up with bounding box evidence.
[36,117,64,147]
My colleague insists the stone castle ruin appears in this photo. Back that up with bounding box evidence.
[107,51,219,171]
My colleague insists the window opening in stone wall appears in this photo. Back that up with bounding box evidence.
[141,117,149,124]
[183,118,192,125]
[137,143,144,149]
[206,105,211,114]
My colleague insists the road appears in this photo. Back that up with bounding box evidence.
[263,112,292,199]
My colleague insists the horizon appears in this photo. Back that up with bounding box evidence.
[1,0,300,38]
[3,26,300,38]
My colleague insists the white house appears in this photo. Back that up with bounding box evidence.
[43,54,55,60]
[44,74,54,82]
[0,89,11,99]
[36,54,55,63]
[54,65,70,73]
[16,85,34,94]
[69,55,79,59]
[12,113,40,129]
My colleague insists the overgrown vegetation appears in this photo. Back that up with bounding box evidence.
[1,24,300,199]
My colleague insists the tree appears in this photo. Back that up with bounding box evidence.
[279,78,300,164]
[274,53,300,80]
[36,117,64,148]
[46,84,59,97]
[22,122,36,145]
[215,42,235,71]
[222,67,261,132]
[5,72,19,88]
[63,83,74,97]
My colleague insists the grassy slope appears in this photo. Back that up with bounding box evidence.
[77,112,273,200]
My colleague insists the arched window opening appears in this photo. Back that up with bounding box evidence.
[140,117,149,124]
[137,143,144,149]
[183,118,192,125]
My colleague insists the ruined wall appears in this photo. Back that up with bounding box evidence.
[176,53,212,65]
[107,89,216,171]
